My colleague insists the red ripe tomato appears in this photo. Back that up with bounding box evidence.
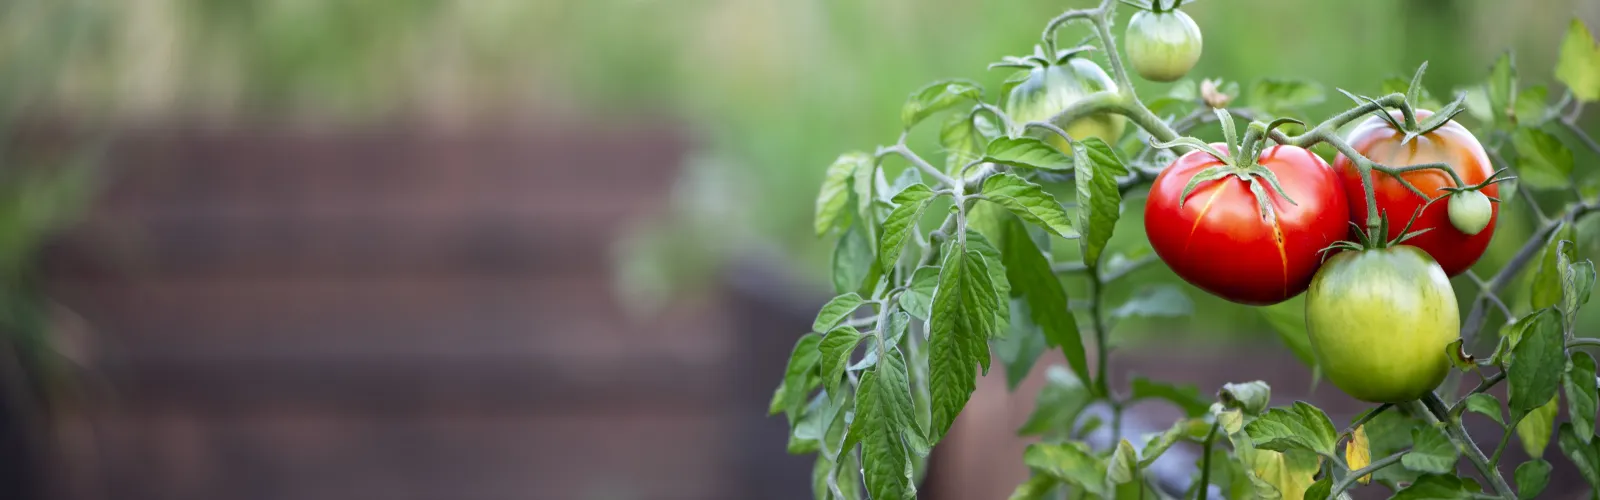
[1333,110,1496,277]
[1145,144,1350,305]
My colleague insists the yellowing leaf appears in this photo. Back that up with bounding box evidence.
[1347,425,1372,485]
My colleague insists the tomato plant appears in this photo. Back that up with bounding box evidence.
[778,2,1600,498]
[1145,135,1348,305]
[1333,109,1502,276]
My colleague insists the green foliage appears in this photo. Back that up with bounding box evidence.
[1513,459,1551,499]
[1556,19,1600,102]
[1073,137,1128,267]
[1243,402,1338,456]
[1402,426,1460,474]
[983,137,1075,171]
[927,244,999,444]
[981,173,1077,238]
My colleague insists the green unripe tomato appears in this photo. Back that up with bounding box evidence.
[1306,246,1460,403]
[1125,9,1202,82]
[1447,190,1493,236]
[1004,58,1126,150]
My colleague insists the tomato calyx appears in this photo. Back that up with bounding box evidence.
[1150,110,1304,223]
[1321,203,1437,257]
[1118,0,1187,14]
[1338,62,1472,145]
[989,44,1096,73]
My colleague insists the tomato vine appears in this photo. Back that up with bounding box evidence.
[776,0,1600,498]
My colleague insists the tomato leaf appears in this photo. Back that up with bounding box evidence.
[1514,459,1552,500]
[1022,442,1109,497]
[844,349,918,500]
[1530,228,1573,310]
[1463,393,1506,427]
[816,153,869,236]
[1243,401,1338,456]
[1247,78,1325,116]
[1515,85,1549,126]
[1018,365,1092,436]
[1561,248,1596,323]
[902,79,984,130]
[1390,474,1476,499]
[1401,425,1459,474]
[940,110,984,172]
[1075,137,1128,266]
[927,244,998,444]
[1000,217,1088,384]
[1345,425,1372,484]
[1218,381,1271,415]
[983,136,1073,171]
[1106,440,1139,486]
[1217,406,1320,499]
[773,333,824,418]
[1139,419,1195,468]
[877,184,940,271]
[818,325,865,396]
[1130,377,1209,417]
[1517,395,1560,457]
[1556,19,1600,103]
[832,224,874,295]
[1508,308,1564,419]
[900,266,939,320]
[1511,127,1574,189]
[1488,52,1517,129]
[965,230,1012,337]
[1557,423,1600,492]
[1565,351,1598,443]
[814,293,864,333]
[982,173,1078,239]
[1006,474,1058,500]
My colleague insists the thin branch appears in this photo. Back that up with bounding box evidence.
[1419,393,1517,498]
[1341,403,1393,442]
[1570,338,1600,349]
[1561,118,1600,156]
[1327,451,1406,499]
[879,143,959,188]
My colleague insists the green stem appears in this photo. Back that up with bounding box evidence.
[1420,393,1517,498]
[881,142,959,189]
[1327,451,1406,499]
[1489,415,1518,466]
[1560,117,1600,156]
[1341,403,1392,441]
[1196,422,1219,500]
[1570,338,1600,349]
[1091,2,1134,94]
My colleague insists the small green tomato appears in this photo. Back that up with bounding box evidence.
[1306,246,1460,403]
[1447,190,1493,236]
[1004,58,1126,150]
[1125,9,1203,82]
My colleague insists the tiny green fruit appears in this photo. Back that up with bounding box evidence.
[1125,9,1203,83]
[1306,246,1460,403]
[1447,190,1493,236]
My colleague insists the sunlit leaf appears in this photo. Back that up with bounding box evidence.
[1556,19,1600,102]
[982,173,1077,238]
[1511,127,1574,189]
[1244,401,1338,456]
[1075,137,1128,266]
[903,79,984,129]
[816,153,869,236]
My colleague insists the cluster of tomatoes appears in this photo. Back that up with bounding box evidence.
[1007,1,1499,403]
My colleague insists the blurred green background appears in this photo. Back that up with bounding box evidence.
[20,0,1600,339]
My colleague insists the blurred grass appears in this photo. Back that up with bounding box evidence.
[20,0,1600,338]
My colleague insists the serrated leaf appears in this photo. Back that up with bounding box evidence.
[814,293,865,333]
[832,225,874,295]
[965,230,1011,338]
[1111,285,1194,320]
[1244,401,1338,456]
[877,184,940,270]
[1000,217,1087,383]
[1390,474,1476,500]
[774,333,824,418]
[1107,439,1139,485]
[1139,418,1194,468]
[982,136,1073,171]
[1018,365,1092,436]
[1565,351,1598,443]
[941,111,984,171]
[1363,409,1426,485]
[1007,474,1058,500]
[1488,52,1517,128]
[818,325,865,395]
[902,80,983,130]
[1508,309,1564,418]
[1517,395,1559,457]
[817,153,869,236]
[1223,415,1320,500]
[852,156,881,246]
[900,266,939,320]
[927,245,998,444]
[1558,423,1600,491]
[982,173,1077,239]
[995,299,1047,391]
[1515,85,1548,126]
[1075,137,1128,266]
[1401,426,1459,474]
[1514,459,1551,499]
[1218,381,1271,415]
[1248,78,1325,115]
[1130,377,1209,417]
[1531,231,1571,310]
[1463,393,1506,427]
[1562,254,1596,322]
[1557,19,1600,102]
[848,355,917,500]
[1511,127,1574,189]
[1347,425,1372,484]
[1023,442,1109,497]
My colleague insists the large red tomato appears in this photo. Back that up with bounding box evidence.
[1333,110,1496,276]
[1146,144,1350,305]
